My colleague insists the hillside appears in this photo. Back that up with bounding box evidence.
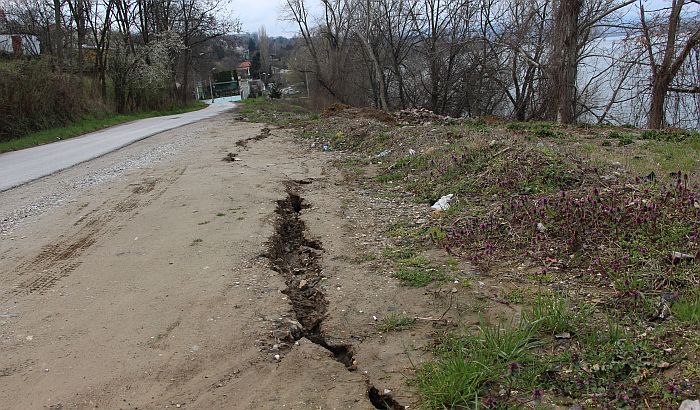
[236,97,700,409]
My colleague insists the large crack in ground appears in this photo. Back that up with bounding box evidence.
[266,187,405,410]
[236,127,271,149]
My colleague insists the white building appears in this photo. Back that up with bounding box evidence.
[0,34,40,56]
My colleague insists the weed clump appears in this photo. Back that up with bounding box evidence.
[416,322,542,409]
[672,290,700,325]
[641,129,700,143]
[445,175,700,296]
[392,255,446,287]
[377,314,416,332]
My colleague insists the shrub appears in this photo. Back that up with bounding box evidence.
[0,59,90,141]
[268,83,282,99]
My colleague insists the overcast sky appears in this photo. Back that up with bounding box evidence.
[231,0,297,37]
[232,0,697,38]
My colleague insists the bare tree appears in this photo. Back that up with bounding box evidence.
[640,0,700,128]
[353,0,389,110]
[284,0,356,102]
[174,0,234,102]
[85,0,115,99]
[376,0,416,108]
[408,0,479,114]
[483,0,551,120]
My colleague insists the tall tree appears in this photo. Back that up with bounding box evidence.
[85,0,115,99]
[353,0,389,110]
[548,0,582,123]
[640,0,700,129]
[52,0,64,71]
[174,0,235,102]
[258,26,270,81]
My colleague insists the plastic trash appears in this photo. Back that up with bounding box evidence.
[431,194,454,211]
[377,149,391,157]
[408,149,416,156]
[679,400,700,410]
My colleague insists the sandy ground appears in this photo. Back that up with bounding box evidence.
[0,114,465,409]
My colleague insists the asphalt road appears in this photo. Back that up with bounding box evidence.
[0,102,234,192]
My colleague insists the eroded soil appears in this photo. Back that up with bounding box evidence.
[0,114,473,409]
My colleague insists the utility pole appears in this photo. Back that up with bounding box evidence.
[210,67,216,103]
[209,76,214,103]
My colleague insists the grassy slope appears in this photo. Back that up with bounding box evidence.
[0,101,207,154]
[237,98,700,408]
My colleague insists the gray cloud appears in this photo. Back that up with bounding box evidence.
[231,0,298,37]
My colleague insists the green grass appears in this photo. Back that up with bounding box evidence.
[386,222,426,239]
[416,321,542,409]
[672,291,700,325]
[640,129,700,143]
[524,293,572,335]
[237,97,316,126]
[608,130,636,146]
[382,245,417,261]
[641,139,700,175]
[415,295,685,407]
[502,288,525,304]
[377,314,416,332]
[392,255,447,287]
[0,101,207,153]
[506,121,562,138]
[393,267,438,287]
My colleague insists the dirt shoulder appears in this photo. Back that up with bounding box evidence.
[232,98,700,409]
[0,114,457,409]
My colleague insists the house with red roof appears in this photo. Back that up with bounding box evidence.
[236,61,252,78]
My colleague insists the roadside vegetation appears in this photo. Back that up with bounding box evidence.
[0,58,207,149]
[0,100,206,153]
[237,98,700,408]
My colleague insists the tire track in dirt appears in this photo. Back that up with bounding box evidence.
[266,184,405,410]
[1,168,185,302]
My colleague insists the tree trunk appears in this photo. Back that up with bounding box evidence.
[392,59,406,109]
[52,0,63,72]
[648,74,670,129]
[99,57,108,101]
[76,0,85,80]
[639,1,700,128]
[429,46,440,113]
[356,31,389,111]
[373,56,389,111]
[514,100,527,121]
[548,0,582,124]
[181,49,191,104]
[115,78,126,113]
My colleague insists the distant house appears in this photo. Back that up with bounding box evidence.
[236,61,252,78]
[196,69,240,100]
[0,9,39,57]
[213,70,238,96]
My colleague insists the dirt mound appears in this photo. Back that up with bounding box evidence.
[322,104,397,125]
[394,108,452,125]
[322,103,352,117]
[354,107,397,124]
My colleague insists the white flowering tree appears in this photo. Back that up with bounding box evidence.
[110,31,184,112]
